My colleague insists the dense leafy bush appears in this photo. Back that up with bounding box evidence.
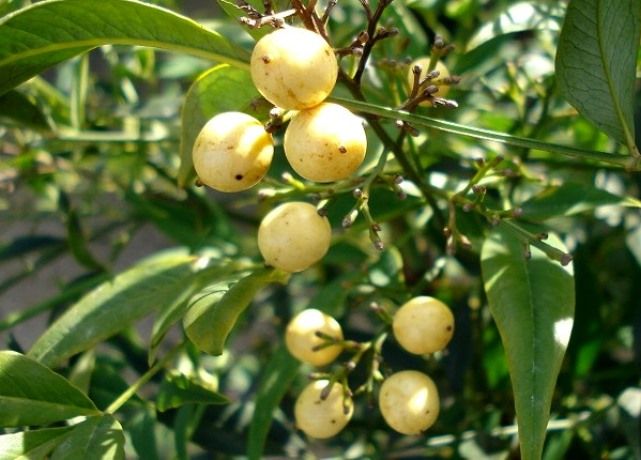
[1,0,640,458]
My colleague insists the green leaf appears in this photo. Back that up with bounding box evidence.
[184,268,289,355]
[178,64,263,187]
[0,0,250,96]
[556,0,641,153]
[247,346,298,460]
[51,415,125,460]
[0,0,27,18]
[0,427,73,460]
[156,372,230,412]
[0,351,99,427]
[149,262,246,365]
[126,408,160,460]
[467,2,563,50]
[481,225,575,460]
[520,182,641,221]
[0,89,51,130]
[28,249,210,367]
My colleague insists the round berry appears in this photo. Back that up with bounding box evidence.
[393,296,454,355]
[407,58,451,101]
[284,103,367,183]
[192,112,273,192]
[250,27,338,110]
[295,380,353,439]
[286,309,343,366]
[257,202,331,273]
[378,370,440,435]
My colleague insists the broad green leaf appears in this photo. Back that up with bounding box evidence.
[247,346,298,460]
[0,0,250,96]
[481,225,575,460]
[156,372,230,412]
[0,351,99,427]
[184,268,289,355]
[556,0,641,153]
[0,0,27,17]
[0,427,73,460]
[520,182,641,221]
[126,408,161,460]
[178,64,263,187]
[28,249,213,367]
[0,90,51,130]
[149,263,247,365]
[51,415,125,460]
[467,2,563,51]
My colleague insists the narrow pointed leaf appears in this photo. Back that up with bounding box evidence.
[0,351,99,427]
[184,268,289,355]
[149,262,246,365]
[178,64,263,187]
[0,427,73,460]
[556,0,641,151]
[247,346,298,460]
[0,0,250,96]
[156,372,230,412]
[520,182,641,221]
[28,249,210,367]
[481,225,575,460]
[51,416,125,460]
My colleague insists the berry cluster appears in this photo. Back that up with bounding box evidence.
[286,296,454,438]
[192,26,367,273]
[190,20,457,441]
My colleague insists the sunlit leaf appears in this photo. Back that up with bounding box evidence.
[556,0,641,153]
[51,416,125,460]
[481,225,575,460]
[0,351,99,427]
[0,0,249,95]
[28,249,212,367]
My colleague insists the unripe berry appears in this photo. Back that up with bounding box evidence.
[286,309,343,366]
[393,296,454,355]
[407,58,451,100]
[378,370,440,435]
[295,380,353,439]
[192,112,273,192]
[284,103,367,182]
[257,202,331,272]
[250,27,338,110]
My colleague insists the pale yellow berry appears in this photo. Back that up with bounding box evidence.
[257,202,331,273]
[284,103,367,183]
[286,309,343,366]
[393,296,454,355]
[295,380,353,439]
[250,27,338,110]
[378,370,440,435]
[407,58,451,101]
[192,112,273,192]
